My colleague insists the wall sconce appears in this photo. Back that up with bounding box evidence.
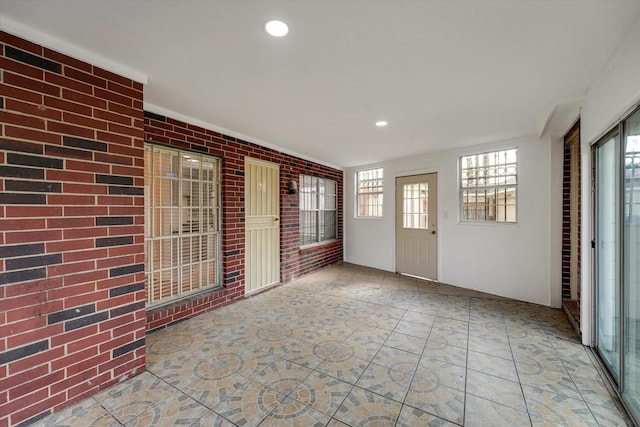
[288,180,298,194]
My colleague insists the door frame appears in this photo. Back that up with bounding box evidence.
[394,170,439,279]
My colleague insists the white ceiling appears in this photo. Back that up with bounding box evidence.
[1,1,639,168]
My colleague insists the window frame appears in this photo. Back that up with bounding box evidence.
[355,167,384,219]
[144,143,222,308]
[299,174,338,247]
[459,148,518,224]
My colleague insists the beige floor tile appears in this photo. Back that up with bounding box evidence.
[396,404,458,427]
[212,379,286,426]
[422,340,467,367]
[513,348,567,374]
[29,401,118,427]
[190,410,236,427]
[259,397,330,427]
[334,386,402,426]
[326,418,350,427]
[291,371,353,417]
[252,358,313,395]
[427,329,469,349]
[523,385,598,427]
[464,394,531,427]
[98,372,178,423]
[127,392,209,426]
[516,362,581,400]
[416,357,466,391]
[179,371,248,409]
[384,331,427,355]
[356,361,412,402]
[30,263,633,427]
[394,319,432,339]
[571,374,617,407]
[468,349,518,382]
[350,325,392,344]
[343,335,384,361]
[586,400,636,427]
[401,310,437,327]
[316,356,369,384]
[405,377,465,425]
[466,369,526,412]
[372,346,420,375]
[467,336,512,360]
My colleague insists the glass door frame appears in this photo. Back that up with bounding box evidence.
[593,126,623,385]
[592,105,640,427]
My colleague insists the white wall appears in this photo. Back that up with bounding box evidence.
[345,136,562,307]
[579,18,640,345]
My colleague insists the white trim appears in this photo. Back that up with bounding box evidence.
[580,136,593,346]
[144,103,343,172]
[0,17,148,84]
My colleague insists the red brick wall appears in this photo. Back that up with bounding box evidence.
[144,114,344,331]
[0,31,343,426]
[0,32,146,427]
[561,120,581,319]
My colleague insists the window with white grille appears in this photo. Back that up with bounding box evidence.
[356,168,383,218]
[460,149,517,223]
[300,175,337,246]
[144,144,221,306]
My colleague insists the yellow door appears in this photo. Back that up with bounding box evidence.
[396,173,438,279]
[245,158,280,294]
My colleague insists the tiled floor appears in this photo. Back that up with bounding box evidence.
[34,263,634,426]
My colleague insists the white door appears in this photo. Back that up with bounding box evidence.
[396,173,438,279]
[245,158,280,294]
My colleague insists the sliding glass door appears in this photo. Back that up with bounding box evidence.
[595,129,621,379]
[623,108,640,417]
[594,106,640,424]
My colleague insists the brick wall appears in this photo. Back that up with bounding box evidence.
[562,136,571,300]
[561,120,581,321]
[144,114,344,331]
[0,31,344,426]
[0,19,599,426]
[0,32,146,427]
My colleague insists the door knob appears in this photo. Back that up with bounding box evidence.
[431,230,436,235]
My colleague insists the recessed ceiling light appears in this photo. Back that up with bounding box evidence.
[265,20,289,37]
[375,121,388,127]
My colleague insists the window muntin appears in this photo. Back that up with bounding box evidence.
[402,182,429,229]
[144,144,221,307]
[300,175,337,245]
[460,149,517,223]
[356,167,383,217]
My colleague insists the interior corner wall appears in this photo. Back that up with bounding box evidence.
[0,32,146,427]
[579,14,640,345]
[143,114,344,331]
[345,136,561,307]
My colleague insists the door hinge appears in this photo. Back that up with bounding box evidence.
[591,240,596,249]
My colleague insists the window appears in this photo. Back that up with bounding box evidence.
[356,167,383,217]
[144,144,221,306]
[300,175,337,245]
[402,182,429,229]
[460,149,517,222]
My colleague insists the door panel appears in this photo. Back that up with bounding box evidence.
[595,129,621,380]
[245,158,280,294]
[624,108,640,416]
[396,173,437,279]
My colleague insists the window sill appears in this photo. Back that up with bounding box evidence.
[299,239,340,251]
[354,216,383,220]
